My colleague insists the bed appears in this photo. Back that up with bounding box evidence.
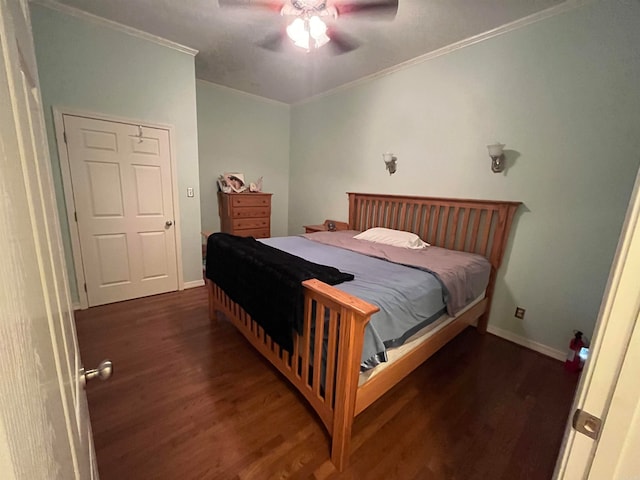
[206,192,520,471]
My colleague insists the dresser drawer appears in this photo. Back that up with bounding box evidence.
[231,195,270,207]
[218,191,272,239]
[231,206,270,219]
[233,218,269,230]
[235,228,269,239]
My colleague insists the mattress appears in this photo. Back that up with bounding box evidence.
[358,293,485,386]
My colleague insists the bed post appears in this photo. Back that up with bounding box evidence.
[477,270,497,334]
[206,279,217,321]
[477,203,520,333]
[299,279,378,471]
[348,192,357,229]
[330,307,370,471]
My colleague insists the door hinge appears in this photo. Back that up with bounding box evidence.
[74,211,77,222]
[63,131,67,144]
[83,283,87,293]
[572,409,602,440]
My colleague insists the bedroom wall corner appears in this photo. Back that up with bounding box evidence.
[196,79,291,238]
[29,4,202,302]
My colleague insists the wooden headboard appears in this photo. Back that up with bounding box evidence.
[347,193,521,271]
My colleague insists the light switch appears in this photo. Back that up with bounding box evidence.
[187,187,194,198]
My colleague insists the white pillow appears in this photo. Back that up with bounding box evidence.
[354,227,429,249]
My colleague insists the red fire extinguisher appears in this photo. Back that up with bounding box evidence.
[565,330,585,372]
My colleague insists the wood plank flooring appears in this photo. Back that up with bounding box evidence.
[75,287,578,479]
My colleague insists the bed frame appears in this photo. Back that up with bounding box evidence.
[207,192,520,470]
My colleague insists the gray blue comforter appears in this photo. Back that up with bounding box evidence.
[262,236,452,369]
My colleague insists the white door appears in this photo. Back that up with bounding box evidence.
[554,169,640,478]
[63,115,178,306]
[0,0,98,479]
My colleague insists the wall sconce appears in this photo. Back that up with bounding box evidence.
[383,153,397,175]
[487,142,506,173]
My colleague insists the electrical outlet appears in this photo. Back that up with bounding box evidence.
[515,307,525,319]
[187,187,194,198]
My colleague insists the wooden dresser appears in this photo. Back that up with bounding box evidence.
[217,192,272,238]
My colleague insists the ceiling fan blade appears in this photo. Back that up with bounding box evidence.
[332,0,398,20]
[218,0,283,13]
[327,29,359,55]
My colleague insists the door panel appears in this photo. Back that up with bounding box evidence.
[64,115,178,306]
[133,164,164,215]
[82,129,118,151]
[131,135,160,155]
[588,310,640,478]
[95,234,131,285]
[86,161,124,216]
[139,231,169,279]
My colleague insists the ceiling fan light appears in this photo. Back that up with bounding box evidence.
[286,15,330,51]
[286,17,310,49]
[309,16,327,36]
[294,36,310,50]
[309,16,330,48]
[286,17,305,39]
[313,33,330,48]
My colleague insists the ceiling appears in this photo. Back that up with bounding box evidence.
[53,0,566,104]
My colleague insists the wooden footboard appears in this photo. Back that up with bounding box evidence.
[208,277,379,470]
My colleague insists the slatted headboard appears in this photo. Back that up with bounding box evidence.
[347,193,521,272]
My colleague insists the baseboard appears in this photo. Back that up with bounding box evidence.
[183,279,205,289]
[487,325,566,362]
[72,303,82,311]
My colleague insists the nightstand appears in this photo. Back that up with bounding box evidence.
[303,219,349,233]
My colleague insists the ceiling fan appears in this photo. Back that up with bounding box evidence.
[218,0,399,54]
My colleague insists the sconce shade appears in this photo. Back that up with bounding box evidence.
[487,143,505,157]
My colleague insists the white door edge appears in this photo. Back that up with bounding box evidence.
[554,168,640,478]
[52,106,185,310]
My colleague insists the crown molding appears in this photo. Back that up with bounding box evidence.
[294,0,595,106]
[30,0,199,56]
[196,79,290,107]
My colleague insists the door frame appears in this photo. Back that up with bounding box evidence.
[52,107,185,309]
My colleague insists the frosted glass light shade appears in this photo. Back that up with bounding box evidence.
[309,16,330,48]
[286,18,310,50]
[286,16,330,50]
[487,143,505,157]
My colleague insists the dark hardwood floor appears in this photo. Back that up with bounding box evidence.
[75,287,578,480]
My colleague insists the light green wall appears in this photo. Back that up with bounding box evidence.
[289,0,640,353]
[30,4,202,302]
[196,80,290,237]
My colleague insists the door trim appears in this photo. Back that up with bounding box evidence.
[53,107,185,309]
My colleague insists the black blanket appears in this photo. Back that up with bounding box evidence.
[206,233,354,352]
